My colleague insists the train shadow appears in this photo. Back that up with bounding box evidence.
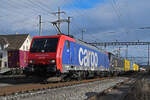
[0,75,46,85]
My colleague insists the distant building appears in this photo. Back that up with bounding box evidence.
[0,34,31,70]
[0,37,9,70]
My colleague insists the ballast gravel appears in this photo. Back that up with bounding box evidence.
[0,77,129,100]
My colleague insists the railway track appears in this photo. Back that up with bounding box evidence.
[0,76,131,100]
[88,72,145,100]
[0,73,139,100]
[0,77,109,96]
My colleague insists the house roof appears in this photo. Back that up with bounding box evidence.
[0,37,9,45]
[0,34,29,50]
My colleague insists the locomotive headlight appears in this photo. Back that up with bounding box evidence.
[29,60,35,64]
[50,59,56,63]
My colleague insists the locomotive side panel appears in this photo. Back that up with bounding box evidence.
[62,40,110,72]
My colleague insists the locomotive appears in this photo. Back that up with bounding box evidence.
[24,34,111,79]
[24,34,139,79]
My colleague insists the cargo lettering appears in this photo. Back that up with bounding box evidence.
[79,48,98,67]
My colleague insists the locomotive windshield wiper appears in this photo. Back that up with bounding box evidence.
[44,40,48,48]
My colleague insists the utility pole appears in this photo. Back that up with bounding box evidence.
[52,7,65,30]
[126,45,128,59]
[148,44,149,66]
[51,8,73,35]
[81,29,86,40]
[39,15,42,36]
[68,16,71,36]
[58,7,61,29]
[118,47,121,57]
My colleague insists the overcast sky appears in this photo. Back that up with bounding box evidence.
[0,0,150,64]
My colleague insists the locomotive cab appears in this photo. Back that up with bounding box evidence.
[24,34,76,77]
[25,36,60,76]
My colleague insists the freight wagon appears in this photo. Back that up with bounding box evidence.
[130,62,139,72]
[108,52,124,75]
[133,63,139,71]
[124,59,130,71]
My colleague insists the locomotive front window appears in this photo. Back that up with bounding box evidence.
[30,38,58,53]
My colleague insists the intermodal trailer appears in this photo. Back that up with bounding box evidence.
[124,59,130,72]
[133,63,139,71]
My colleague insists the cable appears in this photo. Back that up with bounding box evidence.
[14,0,50,15]
[0,0,52,16]
[31,0,53,12]
[123,0,137,39]
[62,1,90,39]
[110,0,129,35]
[0,0,45,18]
[27,0,51,14]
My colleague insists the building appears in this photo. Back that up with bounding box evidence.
[0,37,9,70]
[0,34,31,72]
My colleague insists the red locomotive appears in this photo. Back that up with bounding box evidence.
[24,34,110,79]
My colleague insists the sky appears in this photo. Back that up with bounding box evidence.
[0,0,150,64]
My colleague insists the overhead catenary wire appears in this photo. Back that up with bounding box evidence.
[0,0,55,34]
[64,9,89,40]
[0,0,48,19]
[19,0,51,15]
[64,0,113,41]
[110,0,129,35]
[29,0,53,12]
[27,0,51,14]
[112,0,134,35]
[123,0,138,40]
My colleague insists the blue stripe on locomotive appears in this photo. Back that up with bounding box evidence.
[62,40,110,69]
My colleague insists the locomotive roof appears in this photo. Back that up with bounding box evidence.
[75,38,106,53]
[32,34,106,53]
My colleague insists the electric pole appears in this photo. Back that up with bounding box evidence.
[148,44,149,66]
[39,15,42,36]
[126,45,128,59]
[68,16,71,36]
[81,29,86,40]
[51,7,65,30]
[118,47,121,57]
[51,8,73,35]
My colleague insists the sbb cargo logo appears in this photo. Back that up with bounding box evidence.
[78,47,98,67]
